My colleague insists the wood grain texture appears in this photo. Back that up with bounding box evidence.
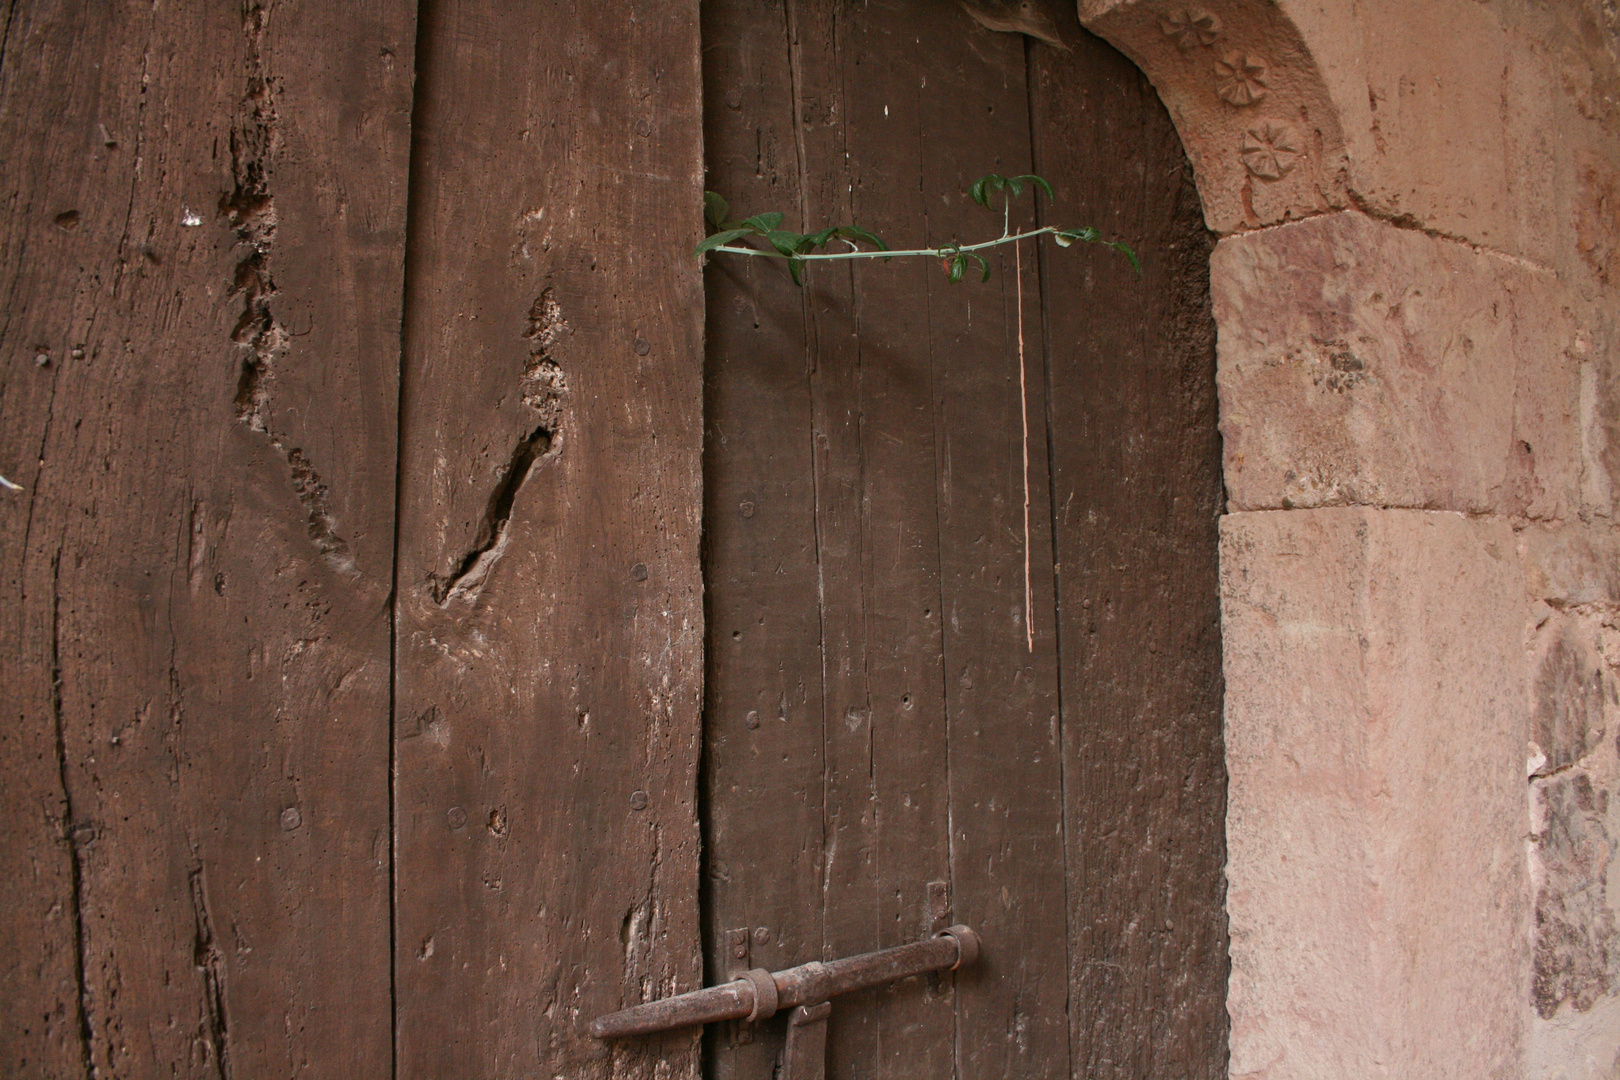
[1032,18,1230,1080]
[0,6,1223,1077]
[702,4,1225,1078]
[0,1,414,1076]
[701,4,1072,1079]
[698,3,833,1076]
[390,3,707,1078]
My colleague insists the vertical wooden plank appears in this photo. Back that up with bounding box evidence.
[919,22,1075,1080]
[391,3,706,1078]
[0,1,414,1076]
[1031,25,1230,1080]
[699,3,830,1077]
[779,7,890,1076]
[703,5,1072,1079]
[701,0,970,1072]
[813,9,958,1076]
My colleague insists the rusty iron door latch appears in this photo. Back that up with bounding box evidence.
[590,925,980,1080]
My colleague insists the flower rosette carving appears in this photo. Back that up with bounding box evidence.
[1214,51,1269,106]
[1239,121,1301,180]
[1159,8,1221,51]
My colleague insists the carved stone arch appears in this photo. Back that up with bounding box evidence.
[1077,0,1348,232]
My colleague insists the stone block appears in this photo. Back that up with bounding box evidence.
[1077,0,1585,266]
[1526,734,1620,1080]
[1522,764,1620,1075]
[1530,768,1617,1020]
[1214,211,1580,516]
[1527,614,1613,778]
[1222,507,1527,1080]
[1329,0,1559,267]
[1580,316,1620,521]
[1522,522,1620,606]
[1524,609,1620,1079]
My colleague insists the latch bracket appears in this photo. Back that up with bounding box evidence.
[590,926,979,1080]
[782,1001,832,1080]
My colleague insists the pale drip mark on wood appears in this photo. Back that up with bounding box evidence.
[1016,237,1034,653]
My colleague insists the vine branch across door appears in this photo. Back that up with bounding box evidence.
[698,172,1139,651]
[697,172,1139,285]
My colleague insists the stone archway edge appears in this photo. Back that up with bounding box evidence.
[1075,1,1620,1077]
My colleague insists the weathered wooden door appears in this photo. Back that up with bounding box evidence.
[699,3,1227,1079]
[3,2,1220,1077]
[3,3,708,1078]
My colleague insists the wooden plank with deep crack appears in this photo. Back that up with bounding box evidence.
[0,1,414,1075]
[391,3,707,1077]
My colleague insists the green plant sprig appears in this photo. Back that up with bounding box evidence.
[696,173,1140,285]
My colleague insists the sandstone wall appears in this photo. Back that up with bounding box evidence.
[1075,1,1620,1076]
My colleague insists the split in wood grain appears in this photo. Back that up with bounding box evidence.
[429,423,554,605]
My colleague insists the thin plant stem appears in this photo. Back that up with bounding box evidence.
[710,225,1066,263]
[1016,236,1033,654]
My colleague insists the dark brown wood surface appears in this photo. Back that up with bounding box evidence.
[390,3,707,1079]
[1031,23,1229,1079]
[701,3,1226,1078]
[3,4,1222,1078]
[0,1,414,1076]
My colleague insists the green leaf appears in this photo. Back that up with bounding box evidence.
[766,229,808,256]
[970,174,1005,209]
[788,254,806,286]
[1014,174,1055,201]
[1005,176,1024,199]
[836,225,889,251]
[805,226,840,250]
[1107,240,1142,277]
[740,212,784,234]
[704,191,731,229]
[969,253,990,282]
[948,254,966,283]
[694,228,751,257]
[1055,226,1099,246]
